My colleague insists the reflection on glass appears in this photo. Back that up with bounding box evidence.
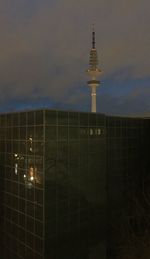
[15,163,18,175]
[29,137,33,152]
[24,166,42,188]
[13,152,42,187]
[14,153,19,175]
[29,166,34,181]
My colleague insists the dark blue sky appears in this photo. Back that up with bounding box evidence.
[0,0,149,116]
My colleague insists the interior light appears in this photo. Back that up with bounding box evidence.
[15,163,18,175]
[90,129,93,135]
[98,128,101,135]
[30,176,34,181]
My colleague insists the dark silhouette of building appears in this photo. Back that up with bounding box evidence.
[106,116,150,258]
[0,109,149,259]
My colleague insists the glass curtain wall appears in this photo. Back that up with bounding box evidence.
[0,110,44,259]
[106,116,149,258]
[45,110,106,259]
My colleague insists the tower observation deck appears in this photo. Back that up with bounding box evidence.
[87,26,102,113]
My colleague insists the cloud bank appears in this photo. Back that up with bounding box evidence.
[0,0,149,115]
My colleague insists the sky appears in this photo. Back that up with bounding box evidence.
[0,0,150,116]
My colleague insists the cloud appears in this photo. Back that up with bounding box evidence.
[0,0,149,114]
[96,82,150,116]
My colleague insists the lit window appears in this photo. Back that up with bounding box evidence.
[90,129,93,135]
[15,163,18,175]
[97,128,101,135]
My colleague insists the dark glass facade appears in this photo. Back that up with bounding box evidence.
[0,111,44,259]
[44,111,106,259]
[0,109,149,259]
[106,116,150,258]
[0,110,106,259]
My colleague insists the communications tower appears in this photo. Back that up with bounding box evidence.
[87,26,102,113]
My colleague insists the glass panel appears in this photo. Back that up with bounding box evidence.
[45,126,57,141]
[20,112,27,126]
[35,189,43,205]
[35,205,43,221]
[6,127,12,140]
[35,110,44,125]
[58,111,68,125]
[18,242,26,257]
[45,110,57,125]
[35,126,43,141]
[27,127,34,140]
[79,127,89,139]
[18,227,25,243]
[6,114,12,126]
[12,113,19,126]
[26,201,34,217]
[5,167,12,179]
[0,128,5,140]
[19,141,26,155]
[35,220,43,237]
[12,141,19,153]
[19,184,25,198]
[68,112,79,125]
[89,113,97,125]
[19,199,25,213]
[12,182,18,195]
[26,216,34,232]
[79,113,89,126]
[58,126,68,141]
[27,111,35,126]
[12,195,18,210]
[20,127,26,140]
[69,127,79,139]
[6,141,12,153]
[26,231,34,248]
[34,142,44,156]
[12,127,19,140]
[96,114,105,126]
[18,213,25,227]
[26,187,34,201]
[0,115,6,127]
[35,237,43,254]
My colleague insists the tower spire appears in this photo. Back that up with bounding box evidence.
[86,26,102,113]
[92,24,95,49]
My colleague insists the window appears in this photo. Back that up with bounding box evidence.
[90,129,93,135]
[97,128,101,135]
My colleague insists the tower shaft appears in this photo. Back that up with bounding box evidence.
[91,85,97,113]
[88,79,100,112]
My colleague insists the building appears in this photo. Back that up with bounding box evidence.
[0,109,106,259]
[106,115,150,257]
[0,109,149,259]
